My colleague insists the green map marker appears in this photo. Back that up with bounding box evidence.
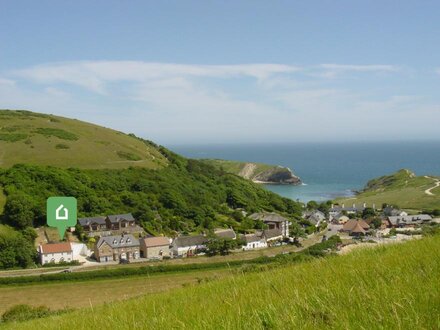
[47,197,77,239]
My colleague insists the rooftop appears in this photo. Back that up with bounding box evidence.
[40,242,72,254]
[142,236,170,248]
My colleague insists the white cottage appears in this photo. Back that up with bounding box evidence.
[242,233,267,251]
[39,242,73,265]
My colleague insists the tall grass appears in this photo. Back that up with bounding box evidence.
[5,237,440,329]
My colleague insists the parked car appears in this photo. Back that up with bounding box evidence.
[119,259,130,264]
[61,269,72,273]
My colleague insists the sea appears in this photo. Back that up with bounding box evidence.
[169,141,440,203]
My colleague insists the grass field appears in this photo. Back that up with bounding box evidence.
[0,110,168,169]
[0,269,231,314]
[4,236,439,329]
[337,169,440,211]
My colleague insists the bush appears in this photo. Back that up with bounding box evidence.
[117,151,141,161]
[1,304,51,323]
[0,133,27,142]
[34,128,78,141]
[55,143,70,150]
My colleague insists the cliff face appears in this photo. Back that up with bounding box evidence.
[252,166,302,185]
[202,159,302,185]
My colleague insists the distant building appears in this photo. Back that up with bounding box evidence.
[94,234,140,262]
[262,229,283,243]
[331,213,350,224]
[241,233,267,251]
[78,213,142,237]
[39,242,73,265]
[387,215,432,228]
[214,228,237,240]
[140,236,171,259]
[329,203,375,216]
[171,235,208,257]
[249,212,290,237]
[383,207,408,217]
[303,210,326,227]
[341,219,370,236]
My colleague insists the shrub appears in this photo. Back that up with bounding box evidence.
[117,151,142,161]
[1,304,51,323]
[34,128,78,141]
[0,133,27,142]
[55,143,70,150]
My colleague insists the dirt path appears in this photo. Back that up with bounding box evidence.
[424,176,440,196]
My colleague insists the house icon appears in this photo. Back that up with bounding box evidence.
[56,204,69,221]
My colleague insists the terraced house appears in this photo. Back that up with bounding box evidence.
[94,234,140,262]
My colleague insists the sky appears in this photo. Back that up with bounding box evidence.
[1,1,440,145]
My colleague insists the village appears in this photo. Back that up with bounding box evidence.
[37,203,438,268]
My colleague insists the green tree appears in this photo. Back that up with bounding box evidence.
[4,193,35,229]
[362,207,376,219]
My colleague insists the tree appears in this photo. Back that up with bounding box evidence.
[206,238,242,256]
[4,193,35,229]
[362,207,376,219]
[307,201,319,210]
[290,222,306,245]
[369,217,382,229]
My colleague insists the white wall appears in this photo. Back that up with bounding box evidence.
[40,251,74,264]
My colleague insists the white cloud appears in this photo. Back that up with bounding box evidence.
[0,78,16,87]
[318,64,399,78]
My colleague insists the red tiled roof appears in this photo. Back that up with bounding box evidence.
[40,242,72,254]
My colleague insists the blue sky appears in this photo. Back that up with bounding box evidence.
[1,1,439,144]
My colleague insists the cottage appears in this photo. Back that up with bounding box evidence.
[78,216,107,232]
[94,234,140,262]
[383,206,408,217]
[342,219,370,236]
[241,233,267,251]
[105,213,136,231]
[263,228,283,242]
[387,214,432,228]
[171,235,208,257]
[249,212,290,237]
[39,242,73,265]
[140,236,171,259]
[331,213,350,224]
[214,228,236,240]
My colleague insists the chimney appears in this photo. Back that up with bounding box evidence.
[342,203,345,209]
[373,203,376,210]
[363,202,366,208]
[331,204,334,209]
[353,203,356,209]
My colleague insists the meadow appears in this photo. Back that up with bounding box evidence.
[3,236,439,329]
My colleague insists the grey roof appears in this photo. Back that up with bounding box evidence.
[173,235,208,248]
[107,213,135,223]
[242,233,265,243]
[79,216,106,226]
[214,228,236,240]
[303,210,326,221]
[263,228,283,239]
[97,234,139,249]
[388,215,432,226]
[249,212,288,223]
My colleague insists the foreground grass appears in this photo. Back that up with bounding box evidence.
[5,236,440,329]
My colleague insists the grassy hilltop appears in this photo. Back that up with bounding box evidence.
[0,110,168,169]
[337,169,440,211]
[8,236,440,329]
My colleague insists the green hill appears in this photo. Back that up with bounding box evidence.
[202,159,302,185]
[8,236,440,329]
[337,169,440,211]
[0,110,168,169]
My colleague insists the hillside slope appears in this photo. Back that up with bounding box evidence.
[337,169,440,211]
[0,110,168,169]
[10,236,440,329]
[202,159,301,185]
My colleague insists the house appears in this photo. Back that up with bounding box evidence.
[140,236,171,259]
[214,228,236,240]
[387,215,433,228]
[329,203,374,216]
[105,213,136,231]
[78,216,108,236]
[94,234,140,262]
[241,233,267,251]
[171,235,208,257]
[262,228,283,243]
[249,212,290,237]
[341,219,370,236]
[383,206,408,217]
[39,242,73,265]
[331,213,350,224]
[303,210,326,227]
